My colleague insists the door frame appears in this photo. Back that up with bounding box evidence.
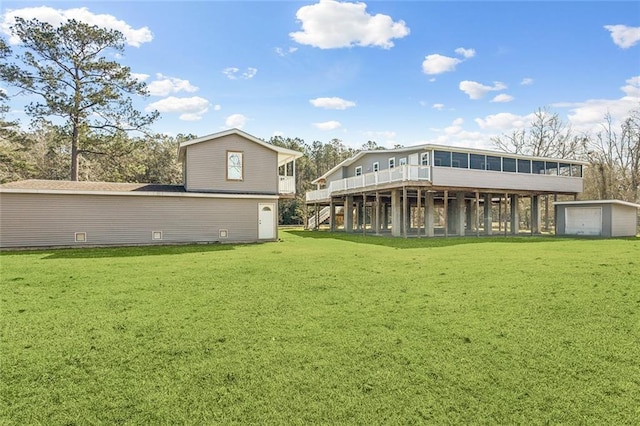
[258,203,276,240]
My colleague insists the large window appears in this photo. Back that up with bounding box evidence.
[434,151,451,167]
[486,156,502,171]
[532,160,545,174]
[559,163,571,176]
[452,152,468,168]
[470,154,485,170]
[503,157,517,172]
[545,162,558,175]
[517,159,531,173]
[571,164,582,177]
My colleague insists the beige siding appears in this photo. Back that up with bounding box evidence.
[185,134,278,193]
[431,167,583,193]
[0,192,275,248]
[611,204,638,237]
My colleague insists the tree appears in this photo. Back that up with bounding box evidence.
[585,110,640,203]
[492,107,584,158]
[0,18,158,181]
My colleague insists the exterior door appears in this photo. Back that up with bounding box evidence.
[258,203,276,239]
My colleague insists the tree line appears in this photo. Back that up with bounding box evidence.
[1,18,638,226]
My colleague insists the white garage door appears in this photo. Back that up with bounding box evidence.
[565,207,602,236]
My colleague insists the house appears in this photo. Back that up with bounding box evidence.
[306,144,587,237]
[554,200,640,237]
[0,129,302,248]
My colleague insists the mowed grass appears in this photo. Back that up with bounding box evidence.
[1,231,639,424]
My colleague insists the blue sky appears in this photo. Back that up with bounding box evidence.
[1,1,639,149]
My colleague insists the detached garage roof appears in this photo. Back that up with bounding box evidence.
[554,199,640,209]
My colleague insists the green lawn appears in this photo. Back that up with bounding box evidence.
[1,230,639,424]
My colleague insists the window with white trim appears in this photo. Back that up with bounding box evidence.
[355,166,363,176]
[227,151,243,180]
[388,158,395,168]
[373,162,379,172]
[399,157,407,166]
[420,152,430,166]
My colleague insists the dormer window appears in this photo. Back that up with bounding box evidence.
[227,151,243,181]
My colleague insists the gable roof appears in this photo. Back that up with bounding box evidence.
[178,128,302,166]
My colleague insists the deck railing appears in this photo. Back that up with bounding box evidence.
[279,176,295,194]
[306,165,430,202]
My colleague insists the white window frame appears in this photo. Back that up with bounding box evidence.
[373,162,379,172]
[74,232,86,243]
[399,157,407,166]
[226,150,244,181]
[388,158,396,169]
[152,231,163,240]
[420,152,430,166]
[355,166,363,176]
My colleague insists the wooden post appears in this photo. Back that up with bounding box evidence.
[475,191,480,237]
[362,194,367,235]
[402,186,408,238]
[329,198,335,231]
[504,193,509,236]
[375,192,381,235]
[443,190,449,238]
[315,203,320,230]
[416,188,421,238]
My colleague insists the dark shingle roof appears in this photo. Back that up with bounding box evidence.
[0,179,186,192]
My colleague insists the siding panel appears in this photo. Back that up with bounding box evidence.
[0,193,274,248]
[611,204,638,237]
[185,134,278,193]
[432,167,583,193]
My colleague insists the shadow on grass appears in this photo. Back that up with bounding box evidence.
[285,229,636,249]
[3,243,237,259]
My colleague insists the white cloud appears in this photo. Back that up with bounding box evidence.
[474,112,533,130]
[459,80,507,100]
[309,97,356,110]
[491,94,514,103]
[225,113,248,129]
[604,24,640,49]
[223,67,258,80]
[422,54,462,75]
[520,77,534,86]
[146,96,209,121]
[432,103,444,110]
[422,47,475,75]
[275,46,298,57]
[290,0,409,49]
[147,73,198,97]
[454,47,475,58]
[313,120,342,130]
[559,75,640,132]
[131,73,150,82]
[1,6,152,47]
[213,104,222,111]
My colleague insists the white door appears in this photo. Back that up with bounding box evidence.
[565,207,602,236]
[258,203,276,239]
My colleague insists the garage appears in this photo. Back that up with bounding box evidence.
[555,200,640,238]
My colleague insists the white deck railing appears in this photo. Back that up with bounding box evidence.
[279,176,295,194]
[306,165,430,202]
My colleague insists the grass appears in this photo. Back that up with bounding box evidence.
[1,230,639,424]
